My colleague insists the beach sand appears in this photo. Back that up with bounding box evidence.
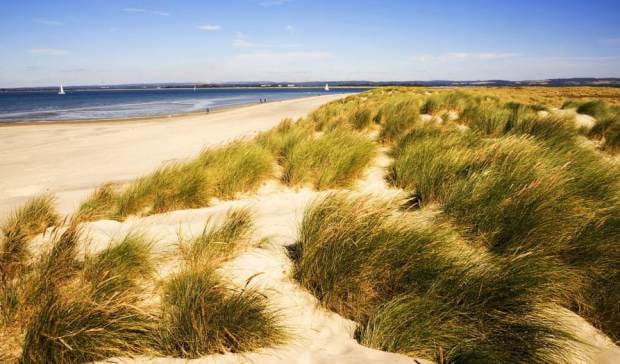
[6,92,432,363]
[4,93,619,363]
[0,94,349,216]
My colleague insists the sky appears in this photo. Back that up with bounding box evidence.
[1,0,620,87]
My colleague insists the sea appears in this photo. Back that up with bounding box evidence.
[0,87,365,122]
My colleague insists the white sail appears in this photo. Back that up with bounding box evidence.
[58,83,65,95]
[324,83,330,91]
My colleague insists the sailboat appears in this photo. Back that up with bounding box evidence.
[324,83,330,91]
[194,85,197,91]
[58,83,66,95]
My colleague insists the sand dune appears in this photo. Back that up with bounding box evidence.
[0,94,349,216]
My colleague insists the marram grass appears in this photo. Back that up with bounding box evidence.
[0,195,59,281]
[0,199,284,362]
[293,193,582,363]
[158,267,284,358]
[77,140,274,220]
[160,209,284,357]
[181,207,254,265]
[282,131,375,189]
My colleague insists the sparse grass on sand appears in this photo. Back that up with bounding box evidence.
[159,208,284,358]
[269,128,375,189]
[292,193,582,363]
[180,207,254,265]
[589,108,620,153]
[19,227,159,363]
[158,267,283,358]
[383,89,620,344]
[3,86,620,363]
[77,140,274,220]
[1,198,283,362]
[377,97,420,143]
[292,88,619,361]
[0,195,59,282]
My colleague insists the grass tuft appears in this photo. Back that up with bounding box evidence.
[282,131,375,189]
[75,184,117,221]
[83,232,155,300]
[181,207,254,265]
[293,193,580,363]
[20,288,158,363]
[158,267,283,358]
[79,141,274,221]
[0,195,59,282]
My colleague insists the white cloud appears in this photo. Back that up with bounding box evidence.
[232,32,300,48]
[232,51,332,64]
[198,24,221,31]
[599,38,620,46]
[123,8,169,16]
[411,54,434,62]
[28,48,69,56]
[233,38,258,48]
[444,52,522,60]
[33,18,64,26]
[259,0,289,7]
[412,52,522,62]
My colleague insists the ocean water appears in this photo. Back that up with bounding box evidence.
[0,87,365,122]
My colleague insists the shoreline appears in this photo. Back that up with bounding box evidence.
[0,100,259,127]
[0,92,355,127]
[0,93,352,215]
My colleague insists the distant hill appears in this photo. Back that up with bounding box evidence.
[3,78,619,91]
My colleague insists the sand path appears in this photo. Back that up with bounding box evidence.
[0,94,349,216]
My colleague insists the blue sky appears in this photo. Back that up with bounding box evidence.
[1,0,619,87]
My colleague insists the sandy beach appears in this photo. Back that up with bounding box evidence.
[2,87,619,364]
[0,94,349,216]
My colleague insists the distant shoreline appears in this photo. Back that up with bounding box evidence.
[0,93,355,127]
[0,93,352,215]
[0,99,267,127]
[0,89,363,126]
[1,86,374,92]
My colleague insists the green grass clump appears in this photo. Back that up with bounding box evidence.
[75,184,116,221]
[387,92,620,339]
[83,232,155,300]
[282,131,375,189]
[160,208,283,358]
[78,140,274,220]
[293,193,580,363]
[561,99,582,109]
[349,108,373,130]
[462,102,511,136]
[308,95,364,131]
[16,226,160,363]
[419,95,441,115]
[388,129,478,204]
[507,113,578,146]
[20,288,158,363]
[0,195,59,282]
[443,137,588,252]
[378,100,420,143]
[197,141,274,198]
[1,199,280,361]
[255,118,314,160]
[576,100,610,119]
[181,207,253,265]
[566,200,620,340]
[26,226,84,308]
[158,267,283,358]
[116,162,211,218]
[589,111,620,153]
